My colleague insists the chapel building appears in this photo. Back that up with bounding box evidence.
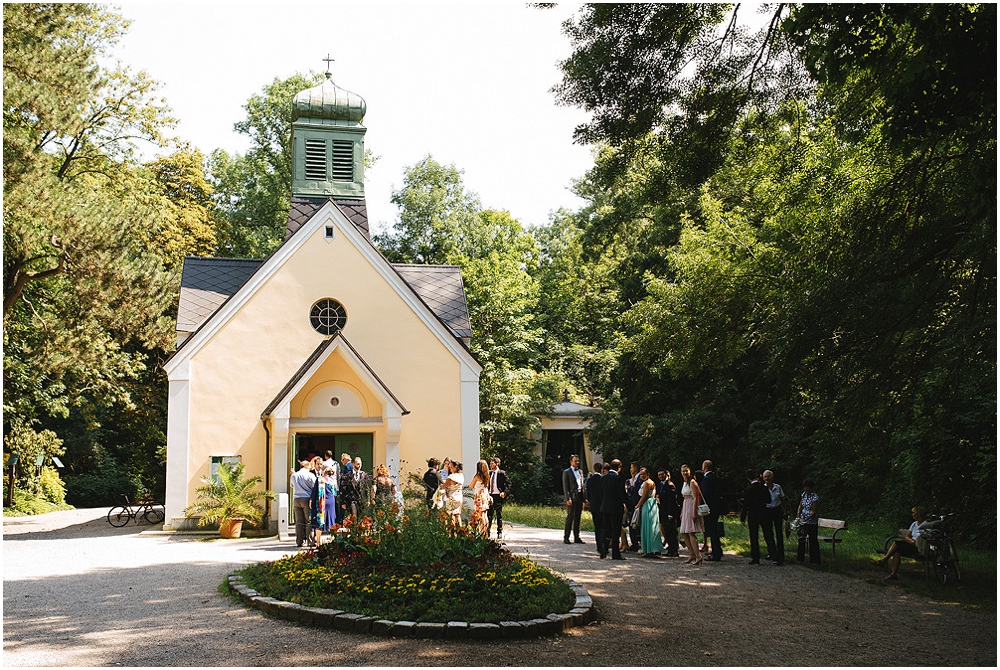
[162,73,482,530]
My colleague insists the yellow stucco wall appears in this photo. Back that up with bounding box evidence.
[183,213,466,501]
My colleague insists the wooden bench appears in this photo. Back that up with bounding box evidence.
[816,518,847,556]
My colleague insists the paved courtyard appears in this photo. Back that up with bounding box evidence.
[3,507,995,666]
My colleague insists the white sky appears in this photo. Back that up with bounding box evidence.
[114,2,596,234]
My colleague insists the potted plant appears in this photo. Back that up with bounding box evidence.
[184,462,275,538]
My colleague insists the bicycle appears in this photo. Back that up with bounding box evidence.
[921,513,962,585]
[881,512,961,585]
[107,495,165,527]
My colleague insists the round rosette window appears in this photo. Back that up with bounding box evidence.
[310,299,347,335]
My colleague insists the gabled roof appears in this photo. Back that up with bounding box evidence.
[166,199,480,376]
[534,400,603,418]
[391,265,473,339]
[260,331,409,419]
[177,258,262,332]
[175,201,472,341]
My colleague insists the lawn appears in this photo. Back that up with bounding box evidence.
[503,503,996,610]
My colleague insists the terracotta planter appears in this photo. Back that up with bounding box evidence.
[219,518,244,538]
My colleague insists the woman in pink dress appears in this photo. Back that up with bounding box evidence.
[679,464,705,565]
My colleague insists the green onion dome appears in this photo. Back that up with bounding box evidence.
[292,74,366,123]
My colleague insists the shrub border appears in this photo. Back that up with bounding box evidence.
[227,572,595,638]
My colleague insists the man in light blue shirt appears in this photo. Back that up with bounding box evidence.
[290,461,316,547]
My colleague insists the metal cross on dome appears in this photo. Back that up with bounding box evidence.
[322,53,335,75]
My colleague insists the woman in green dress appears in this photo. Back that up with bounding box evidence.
[638,467,664,557]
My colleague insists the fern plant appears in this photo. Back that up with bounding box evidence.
[184,462,275,527]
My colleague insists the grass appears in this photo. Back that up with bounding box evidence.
[504,502,595,532]
[237,498,574,623]
[504,503,996,610]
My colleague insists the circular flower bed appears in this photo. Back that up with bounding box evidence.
[237,505,574,623]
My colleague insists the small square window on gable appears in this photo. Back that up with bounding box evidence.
[324,225,335,241]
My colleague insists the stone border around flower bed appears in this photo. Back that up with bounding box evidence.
[227,573,595,638]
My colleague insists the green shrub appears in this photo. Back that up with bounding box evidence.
[64,471,134,507]
[3,418,64,490]
[37,465,66,505]
[4,487,73,516]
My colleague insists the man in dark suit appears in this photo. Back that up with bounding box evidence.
[586,462,605,557]
[486,457,511,539]
[701,459,724,561]
[625,462,642,551]
[657,467,680,557]
[423,458,441,509]
[600,459,628,560]
[740,469,773,565]
[562,454,586,544]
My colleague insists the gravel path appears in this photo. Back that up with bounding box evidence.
[3,507,995,666]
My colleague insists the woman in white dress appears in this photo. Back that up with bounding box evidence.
[469,459,491,535]
[679,464,705,565]
[441,460,465,528]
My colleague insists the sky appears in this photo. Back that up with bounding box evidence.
[113,2,597,235]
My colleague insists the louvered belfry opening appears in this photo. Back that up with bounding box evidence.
[330,140,354,181]
[304,139,327,181]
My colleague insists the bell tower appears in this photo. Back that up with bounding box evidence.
[290,66,366,200]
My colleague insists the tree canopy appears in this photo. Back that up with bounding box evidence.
[550,3,995,537]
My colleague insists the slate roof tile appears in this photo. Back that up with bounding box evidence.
[286,197,369,239]
[177,257,262,332]
[391,265,473,339]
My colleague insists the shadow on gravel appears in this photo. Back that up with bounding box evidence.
[2,517,151,541]
[3,561,261,666]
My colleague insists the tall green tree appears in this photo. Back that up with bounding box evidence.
[209,73,321,258]
[209,73,378,258]
[3,4,180,506]
[376,155,481,265]
[553,3,995,536]
[376,157,557,500]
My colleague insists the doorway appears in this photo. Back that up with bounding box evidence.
[544,429,586,495]
[296,433,373,476]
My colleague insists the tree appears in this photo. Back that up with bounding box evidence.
[209,73,378,258]
[209,73,321,258]
[3,4,180,508]
[553,3,995,538]
[142,148,217,266]
[376,155,481,265]
[375,156,557,500]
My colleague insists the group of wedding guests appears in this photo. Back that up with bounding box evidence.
[289,451,399,548]
[422,457,511,538]
[566,455,821,564]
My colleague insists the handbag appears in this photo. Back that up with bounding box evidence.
[630,507,641,530]
[696,490,711,516]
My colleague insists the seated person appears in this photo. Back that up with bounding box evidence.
[871,506,928,580]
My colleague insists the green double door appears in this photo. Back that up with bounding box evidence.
[295,433,373,476]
